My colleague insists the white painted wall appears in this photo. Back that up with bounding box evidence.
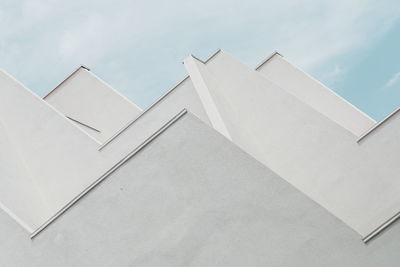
[44,67,142,143]
[100,76,212,153]
[183,51,400,238]
[0,48,398,243]
[0,70,146,231]
[0,113,400,267]
[0,68,212,233]
[0,121,49,232]
[256,53,375,136]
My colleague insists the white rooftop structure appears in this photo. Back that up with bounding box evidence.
[43,66,142,142]
[0,49,400,266]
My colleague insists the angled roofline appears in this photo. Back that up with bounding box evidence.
[0,69,102,146]
[43,65,142,112]
[99,48,377,149]
[30,109,188,238]
[357,107,400,143]
[255,51,376,126]
[100,48,222,150]
[255,50,282,70]
[184,55,232,140]
[99,75,189,150]
[87,70,142,111]
[363,210,400,243]
[43,65,90,99]
[190,49,222,64]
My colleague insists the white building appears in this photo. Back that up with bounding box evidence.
[0,49,399,266]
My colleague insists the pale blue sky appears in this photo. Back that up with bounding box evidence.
[1,0,399,120]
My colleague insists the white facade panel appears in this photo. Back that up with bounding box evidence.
[0,113,400,266]
[184,51,400,238]
[0,48,399,248]
[44,67,142,143]
[256,53,375,136]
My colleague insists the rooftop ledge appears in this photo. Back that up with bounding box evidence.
[357,107,400,143]
[30,109,188,238]
[100,49,283,150]
[42,65,90,99]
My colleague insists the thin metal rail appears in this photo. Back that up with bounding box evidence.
[99,49,222,150]
[30,109,188,239]
[357,107,400,143]
[43,65,90,99]
[363,211,400,243]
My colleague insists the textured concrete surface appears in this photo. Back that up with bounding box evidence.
[0,113,399,267]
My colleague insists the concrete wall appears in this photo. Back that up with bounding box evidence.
[0,70,144,231]
[183,51,400,238]
[1,48,399,256]
[0,68,212,233]
[0,113,399,267]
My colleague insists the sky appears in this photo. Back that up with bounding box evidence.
[0,0,399,120]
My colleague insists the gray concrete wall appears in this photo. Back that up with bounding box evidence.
[0,113,399,267]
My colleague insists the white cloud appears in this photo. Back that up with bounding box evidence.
[385,72,400,88]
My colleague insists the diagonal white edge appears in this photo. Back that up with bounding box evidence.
[0,200,34,234]
[281,56,375,125]
[255,50,282,70]
[183,56,232,140]
[259,53,400,242]
[100,49,222,150]
[44,65,142,114]
[99,76,190,150]
[256,51,375,128]
[13,49,399,242]
[363,211,400,243]
[182,50,400,243]
[357,107,400,143]
[0,69,109,233]
[43,65,90,99]
[0,117,51,233]
[86,70,142,112]
[30,109,188,238]
[1,69,102,146]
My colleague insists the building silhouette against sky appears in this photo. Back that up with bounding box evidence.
[0,50,399,266]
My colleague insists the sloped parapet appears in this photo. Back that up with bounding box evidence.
[183,51,400,239]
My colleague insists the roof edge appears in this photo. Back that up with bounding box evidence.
[42,65,90,100]
[101,49,222,150]
[30,109,188,238]
[255,50,282,70]
[357,107,400,143]
[363,210,400,243]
